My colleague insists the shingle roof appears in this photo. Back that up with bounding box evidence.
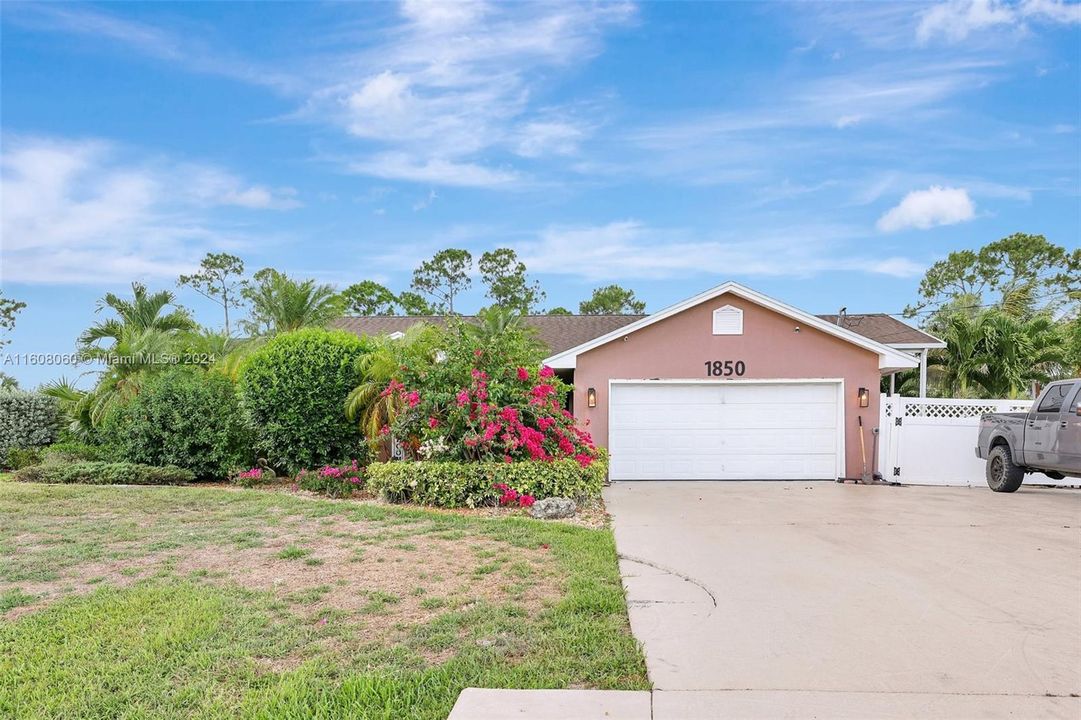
[814,314,943,347]
[329,315,646,355]
[330,311,940,355]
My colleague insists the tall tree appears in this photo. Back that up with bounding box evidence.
[0,291,26,348]
[905,233,1073,317]
[411,248,472,314]
[341,280,399,315]
[546,306,572,316]
[178,252,247,336]
[478,248,545,313]
[241,269,344,336]
[79,283,195,350]
[579,285,646,315]
[396,291,434,316]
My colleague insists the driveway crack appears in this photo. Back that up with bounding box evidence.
[618,554,718,608]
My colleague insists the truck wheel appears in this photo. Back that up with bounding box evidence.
[986,445,1024,493]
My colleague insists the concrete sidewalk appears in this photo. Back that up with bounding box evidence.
[449,688,1078,719]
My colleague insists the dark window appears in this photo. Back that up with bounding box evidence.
[1036,383,1071,414]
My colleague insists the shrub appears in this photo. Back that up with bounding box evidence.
[7,447,43,469]
[0,390,61,469]
[295,460,364,498]
[101,368,252,480]
[13,461,194,485]
[366,454,607,508]
[238,328,368,472]
[41,441,111,464]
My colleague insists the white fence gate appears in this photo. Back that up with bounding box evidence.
[878,397,1078,488]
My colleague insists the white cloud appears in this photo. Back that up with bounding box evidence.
[834,114,864,128]
[876,186,975,232]
[514,220,923,281]
[302,1,634,186]
[515,121,586,158]
[917,0,1080,44]
[346,153,518,187]
[0,136,295,284]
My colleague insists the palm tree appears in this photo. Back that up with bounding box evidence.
[40,376,95,440]
[79,283,194,349]
[345,324,441,441]
[80,326,179,425]
[929,306,1066,399]
[240,269,344,336]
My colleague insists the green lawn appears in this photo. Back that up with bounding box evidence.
[0,483,648,719]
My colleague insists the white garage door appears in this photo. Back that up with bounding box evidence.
[609,381,842,481]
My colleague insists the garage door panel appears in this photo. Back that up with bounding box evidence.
[609,382,840,481]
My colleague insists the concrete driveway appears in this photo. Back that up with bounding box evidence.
[605,481,1081,719]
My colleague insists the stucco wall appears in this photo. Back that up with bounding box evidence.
[573,293,883,479]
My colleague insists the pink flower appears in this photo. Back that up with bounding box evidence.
[405,391,420,408]
[531,384,555,398]
[519,494,535,508]
[537,417,555,431]
[500,407,519,423]
[516,367,529,381]
[503,455,513,463]
[428,417,439,429]
[539,365,554,378]
[575,453,594,468]
[474,349,484,358]
[456,390,470,407]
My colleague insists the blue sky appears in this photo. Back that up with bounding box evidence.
[2,0,1079,387]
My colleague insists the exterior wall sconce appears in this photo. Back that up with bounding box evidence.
[587,387,597,408]
[857,387,869,408]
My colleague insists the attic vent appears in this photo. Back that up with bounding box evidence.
[712,305,743,335]
[388,331,405,340]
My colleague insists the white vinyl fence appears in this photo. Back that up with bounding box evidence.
[878,396,1078,488]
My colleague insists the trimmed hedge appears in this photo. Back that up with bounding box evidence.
[13,461,194,486]
[0,390,60,468]
[367,455,607,508]
[41,441,111,465]
[238,328,368,472]
[101,368,252,480]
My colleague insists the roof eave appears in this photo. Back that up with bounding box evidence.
[544,281,923,371]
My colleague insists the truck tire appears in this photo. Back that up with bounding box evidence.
[986,445,1024,493]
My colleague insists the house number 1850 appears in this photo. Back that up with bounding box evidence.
[704,360,746,377]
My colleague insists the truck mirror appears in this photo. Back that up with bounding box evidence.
[1076,404,1081,417]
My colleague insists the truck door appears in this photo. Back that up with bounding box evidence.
[1026,382,1073,469]
[1057,382,1081,473]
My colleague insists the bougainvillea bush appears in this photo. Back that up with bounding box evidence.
[383,320,600,468]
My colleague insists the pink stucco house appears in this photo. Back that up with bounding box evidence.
[333,281,942,482]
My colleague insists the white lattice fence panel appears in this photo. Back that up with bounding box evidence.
[879,397,1075,487]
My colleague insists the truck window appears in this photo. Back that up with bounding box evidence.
[1036,383,1071,413]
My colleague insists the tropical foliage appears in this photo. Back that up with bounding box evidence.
[367,455,607,508]
[0,390,60,468]
[238,328,368,472]
[896,234,1078,398]
[240,268,343,336]
[101,367,253,479]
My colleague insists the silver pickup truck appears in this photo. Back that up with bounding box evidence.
[976,379,1081,492]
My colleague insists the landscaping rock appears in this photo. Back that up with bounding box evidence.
[529,497,577,520]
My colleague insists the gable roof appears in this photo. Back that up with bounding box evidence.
[541,282,921,372]
[330,314,644,355]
